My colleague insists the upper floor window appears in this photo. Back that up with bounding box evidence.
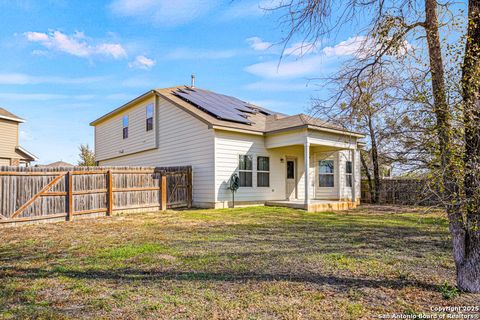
[319,160,334,187]
[122,115,129,139]
[146,104,154,131]
[345,160,353,187]
[257,156,270,187]
[238,155,253,187]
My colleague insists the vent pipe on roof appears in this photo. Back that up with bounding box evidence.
[191,74,196,88]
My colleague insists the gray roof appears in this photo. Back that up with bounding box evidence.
[0,107,24,123]
[38,161,74,167]
[91,86,364,137]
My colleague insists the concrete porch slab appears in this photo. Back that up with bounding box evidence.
[265,199,358,212]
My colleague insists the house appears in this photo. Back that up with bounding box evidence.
[36,161,74,168]
[90,85,365,211]
[0,107,37,166]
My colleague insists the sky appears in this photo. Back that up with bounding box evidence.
[0,0,363,165]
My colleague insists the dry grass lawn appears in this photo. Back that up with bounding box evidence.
[0,205,479,319]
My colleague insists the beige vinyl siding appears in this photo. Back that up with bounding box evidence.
[335,149,361,200]
[312,149,361,201]
[314,151,339,200]
[215,130,285,205]
[308,129,357,149]
[0,120,18,159]
[97,96,215,206]
[216,130,363,205]
[265,130,306,148]
[354,149,361,200]
[215,131,316,204]
[95,97,156,161]
[0,158,11,166]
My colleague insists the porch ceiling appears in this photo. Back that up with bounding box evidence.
[265,129,358,150]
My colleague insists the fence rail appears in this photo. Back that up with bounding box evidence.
[0,165,192,225]
[361,178,438,206]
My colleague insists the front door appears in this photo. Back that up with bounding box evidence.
[286,158,297,200]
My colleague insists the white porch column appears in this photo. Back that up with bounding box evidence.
[351,148,356,202]
[304,140,310,205]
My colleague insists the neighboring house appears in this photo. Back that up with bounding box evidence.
[90,86,365,210]
[0,107,37,166]
[36,161,74,168]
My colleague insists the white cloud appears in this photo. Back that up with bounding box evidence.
[165,48,237,60]
[322,36,366,57]
[284,42,317,57]
[246,37,315,57]
[129,55,156,70]
[24,30,127,59]
[0,73,109,85]
[245,36,367,79]
[245,55,326,79]
[25,31,49,42]
[97,43,128,59]
[247,37,272,51]
[110,0,218,26]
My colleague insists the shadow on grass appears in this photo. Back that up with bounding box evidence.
[0,266,440,292]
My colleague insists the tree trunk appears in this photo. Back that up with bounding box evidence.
[368,115,381,203]
[459,0,480,293]
[360,150,375,203]
[425,0,475,291]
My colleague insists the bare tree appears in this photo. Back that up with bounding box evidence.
[270,0,479,292]
[312,68,402,203]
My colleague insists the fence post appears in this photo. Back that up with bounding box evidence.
[107,170,113,216]
[187,166,192,208]
[66,171,73,221]
[161,175,167,211]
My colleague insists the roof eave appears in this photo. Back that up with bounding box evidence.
[0,115,25,123]
[90,90,156,126]
[15,146,38,161]
[210,125,264,135]
[306,125,365,138]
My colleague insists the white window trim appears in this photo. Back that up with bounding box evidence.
[345,160,353,188]
[146,103,154,132]
[122,115,129,139]
[257,155,270,188]
[238,154,253,188]
[318,159,335,188]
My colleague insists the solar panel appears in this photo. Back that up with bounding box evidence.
[172,87,273,125]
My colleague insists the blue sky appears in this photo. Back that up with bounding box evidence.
[0,0,361,164]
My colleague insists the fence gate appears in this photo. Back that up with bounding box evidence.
[0,165,192,225]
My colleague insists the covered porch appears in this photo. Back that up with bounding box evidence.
[264,127,363,211]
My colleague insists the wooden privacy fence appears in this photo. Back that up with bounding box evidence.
[361,178,438,206]
[0,165,192,225]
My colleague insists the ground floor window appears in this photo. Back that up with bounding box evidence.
[319,160,334,187]
[345,160,353,187]
[239,155,253,187]
[257,156,270,187]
